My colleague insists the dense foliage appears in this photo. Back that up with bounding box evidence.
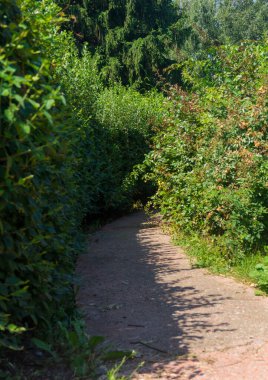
[144,41,268,263]
[0,0,163,357]
[173,0,268,58]
[1,0,268,376]
[57,48,164,215]
[0,0,78,350]
[55,0,178,88]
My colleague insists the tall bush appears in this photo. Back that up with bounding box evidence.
[0,0,87,350]
[0,0,164,353]
[145,41,268,262]
[57,45,165,216]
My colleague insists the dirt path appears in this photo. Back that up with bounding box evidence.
[77,212,268,379]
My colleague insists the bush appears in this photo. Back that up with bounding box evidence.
[0,0,84,350]
[0,0,164,355]
[145,41,268,263]
[57,46,165,216]
[93,85,164,212]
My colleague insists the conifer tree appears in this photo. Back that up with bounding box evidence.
[217,0,268,43]
[56,0,178,88]
[175,0,268,57]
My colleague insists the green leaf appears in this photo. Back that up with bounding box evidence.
[18,175,34,186]
[7,324,26,334]
[255,264,265,271]
[11,285,29,297]
[20,123,31,134]
[4,108,14,122]
[0,88,10,96]
[45,99,55,110]
[13,76,24,88]
[31,338,57,359]
[88,335,105,349]
[14,94,24,107]
[60,95,66,106]
[43,110,53,124]
[28,99,40,109]
[0,337,23,351]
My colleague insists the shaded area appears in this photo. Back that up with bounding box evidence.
[76,212,268,379]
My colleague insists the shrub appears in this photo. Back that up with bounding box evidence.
[0,0,86,350]
[93,85,164,212]
[57,46,165,216]
[0,0,164,354]
[145,41,268,262]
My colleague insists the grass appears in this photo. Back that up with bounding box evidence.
[170,227,267,293]
[230,254,263,283]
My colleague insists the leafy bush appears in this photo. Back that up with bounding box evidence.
[145,41,268,263]
[0,0,164,358]
[57,46,165,216]
[93,85,164,212]
[0,0,90,351]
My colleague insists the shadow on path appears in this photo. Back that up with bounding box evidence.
[76,212,250,379]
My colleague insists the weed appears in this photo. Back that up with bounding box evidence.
[249,255,268,293]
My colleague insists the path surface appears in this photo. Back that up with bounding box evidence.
[77,212,268,379]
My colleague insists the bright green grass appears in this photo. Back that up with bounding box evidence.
[171,229,266,292]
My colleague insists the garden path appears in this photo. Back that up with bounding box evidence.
[77,212,268,379]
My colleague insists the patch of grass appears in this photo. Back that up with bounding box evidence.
[171,228,267,294]
[247,256,268,293]
[172,231,229,273]
[230,254,263,283]
[106,358,144,380]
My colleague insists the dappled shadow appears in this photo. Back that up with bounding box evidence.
[76,212,235,379]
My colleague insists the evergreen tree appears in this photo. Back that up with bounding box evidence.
[56,0,178,88]
[173,0,219,58]
[217,0,268,43]
[175,0,268,57]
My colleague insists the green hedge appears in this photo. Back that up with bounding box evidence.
[0,0,82,349]
[145,41,268,262]
[0,0,164,352]
[57,45,164,216]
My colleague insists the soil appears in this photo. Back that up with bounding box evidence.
[77,212,268,379]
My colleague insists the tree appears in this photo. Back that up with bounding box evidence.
[56,0,178,88]
[174,0,268,57]
[217,0,268,43]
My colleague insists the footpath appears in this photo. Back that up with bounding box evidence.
[77,212,268,379]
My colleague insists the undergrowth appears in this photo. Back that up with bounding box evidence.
[0,316,137,379]
[143,41,268,293]
[172,228,264,286]
[0,0,156,377]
